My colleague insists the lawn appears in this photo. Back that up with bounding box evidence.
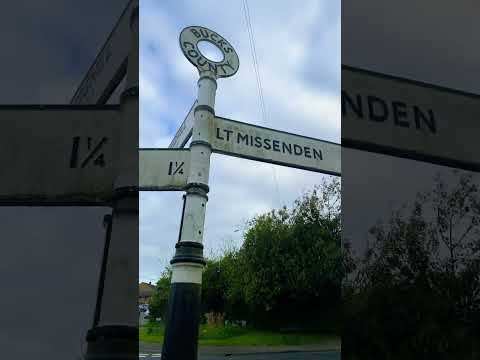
[139,322,340,347]
[139,322,165,344]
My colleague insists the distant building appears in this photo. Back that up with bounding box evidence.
[139,281,155,305]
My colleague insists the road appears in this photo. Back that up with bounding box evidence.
[199,351,340,359]
[139,351,340,359]
[139,349,340,359]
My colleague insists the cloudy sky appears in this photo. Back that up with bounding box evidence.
[139,0,341,282]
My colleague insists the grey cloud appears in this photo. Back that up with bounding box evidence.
[302,2,341,93]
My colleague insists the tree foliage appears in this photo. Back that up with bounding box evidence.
[148,268,172,321]
[343,172,480,359]
[202,178,343,330]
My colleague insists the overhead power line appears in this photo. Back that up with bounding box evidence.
[242,0,283,208]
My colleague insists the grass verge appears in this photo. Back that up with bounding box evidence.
[139,322,339,347]
[140,322,165,344]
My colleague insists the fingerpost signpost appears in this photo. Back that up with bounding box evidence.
[159,26,341,360]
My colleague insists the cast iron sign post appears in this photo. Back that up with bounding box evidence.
[161,25,341,359]
[161,25,240,360]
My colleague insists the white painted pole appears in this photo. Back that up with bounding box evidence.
[161,69,217,360]
[85,2,139,359]
[162,25,238,359]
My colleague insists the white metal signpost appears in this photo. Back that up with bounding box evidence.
[160,26,341,360]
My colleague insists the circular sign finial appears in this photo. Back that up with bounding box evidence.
[179,26,239,79]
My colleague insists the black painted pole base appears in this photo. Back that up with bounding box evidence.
[84,325,138,360]
[161,282,202,360]
[161,242,205,360]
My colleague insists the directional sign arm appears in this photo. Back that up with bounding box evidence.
[139,149,190,191]
[209,116,341,176]
[168,100,197,148]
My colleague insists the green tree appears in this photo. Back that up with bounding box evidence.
[233,178,342,330]
[198,178,343,330]
[202,258,228,315]
[149,268,171,322]
[201,249,245,322]
[343,172,480,359]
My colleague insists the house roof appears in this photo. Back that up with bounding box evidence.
[139,282,155,297]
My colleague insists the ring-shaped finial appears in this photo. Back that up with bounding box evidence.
[179,26,239,79]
